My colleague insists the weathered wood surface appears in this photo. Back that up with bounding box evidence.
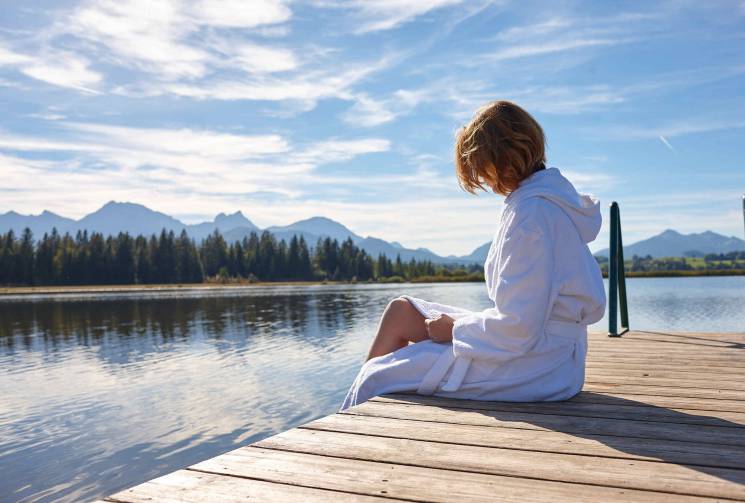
[104,331,745,502]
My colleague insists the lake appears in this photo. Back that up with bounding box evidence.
[1,276,744,502]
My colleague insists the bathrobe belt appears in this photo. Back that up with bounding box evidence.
[416,319,585,396]
[417,349,471,395]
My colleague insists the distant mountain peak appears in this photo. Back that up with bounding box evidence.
[102,200,132,208]
[96,201,155,213]
[297,216,341,225]
[214,210,254,228]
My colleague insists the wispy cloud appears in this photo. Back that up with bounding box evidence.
[63,0,292,79]
[597,118,745,140]
[315,0,467,33]
[0,43,102,91]
[0,121,391,222]
[342,89,430,127]
[658,135,676,152]
[476,11,660,64]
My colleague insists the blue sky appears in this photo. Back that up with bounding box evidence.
[1,0,744,256]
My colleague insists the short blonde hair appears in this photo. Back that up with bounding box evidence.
[455,100,546,195]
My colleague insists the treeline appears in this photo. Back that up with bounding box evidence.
[0,228,477,286]
[596,253,745,275]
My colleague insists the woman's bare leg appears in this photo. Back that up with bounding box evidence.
[366,297,429,360]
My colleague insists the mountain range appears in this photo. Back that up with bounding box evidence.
[0,202,476,264]
[2,202,743,263]
[594,229,745,258]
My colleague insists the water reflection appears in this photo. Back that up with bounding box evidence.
[0,277,743,502]
[0,283,490,503]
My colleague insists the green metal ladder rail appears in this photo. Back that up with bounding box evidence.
[608,201,630,337]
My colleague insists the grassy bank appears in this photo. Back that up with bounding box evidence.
[605,269,745,278]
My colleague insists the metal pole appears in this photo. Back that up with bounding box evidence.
[617,207,629,332]
[608,202,619,337]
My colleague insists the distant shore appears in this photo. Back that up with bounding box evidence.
[605,269,745,278]
[1,270,744,296]
[0,281,338,297]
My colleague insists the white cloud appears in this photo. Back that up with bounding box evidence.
[474,11,660,65]
[222,42,298,74]
[0,43,102,91]
[67,0,212,80]
[343,95,396,127]
[190,0,291,28]
[316,0,465,33]
[131,56,390,110]
[0,0,296,92]
[0,45,31,65]
[343,89,429,127]
[597,118,745,141]
[291,138,390,165]
[0,123,393,236]
[490,38,621,61]
[20,53,102,91]
[658,135,676,152]
[66,123,290,159]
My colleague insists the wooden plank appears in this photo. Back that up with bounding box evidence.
[584,375,745,392]
[587,340,742,350]
[388,389,745,412]
[585,369,745,383]
[568,391,745,413]
[374,394,745,428]
[583,382,745,401]
[587,336,743,347]
[255,427,745,500]
[589,331,745,342]
[586,348,743,359]
[587,356,745,368]
[192,446,717,503]
[104,469,390,502]
[346,400,745,447]
[586,361,745,373]
[302,412,745,469]
[590,338,742,349]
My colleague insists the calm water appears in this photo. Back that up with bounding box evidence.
[1,276,744,502]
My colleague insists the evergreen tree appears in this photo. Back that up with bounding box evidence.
[0,230,17,285]
[16,228,34,285]
[201,230,229,277]
[298,236,313,280]
[114,232,136,284]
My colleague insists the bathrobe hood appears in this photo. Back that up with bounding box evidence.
[505,167,601,243]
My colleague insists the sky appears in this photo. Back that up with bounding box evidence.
[0,0,744,256]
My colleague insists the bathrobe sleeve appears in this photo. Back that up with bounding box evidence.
[451,219,554,362]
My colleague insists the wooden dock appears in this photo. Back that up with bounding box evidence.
[103,331,745,502]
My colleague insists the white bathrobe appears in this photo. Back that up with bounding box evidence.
[341,167,606,410]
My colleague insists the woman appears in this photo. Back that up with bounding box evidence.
[341,100,606,410]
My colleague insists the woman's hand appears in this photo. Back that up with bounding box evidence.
[425,314,455,343]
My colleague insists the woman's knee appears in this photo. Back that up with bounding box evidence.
[387,296,411,313]
[383,297,417,322]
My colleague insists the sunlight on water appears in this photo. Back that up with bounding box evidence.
[0,277,743,501]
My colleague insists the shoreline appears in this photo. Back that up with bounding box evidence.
[1,270,744,296]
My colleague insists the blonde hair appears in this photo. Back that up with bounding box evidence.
[455,100,546,195]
